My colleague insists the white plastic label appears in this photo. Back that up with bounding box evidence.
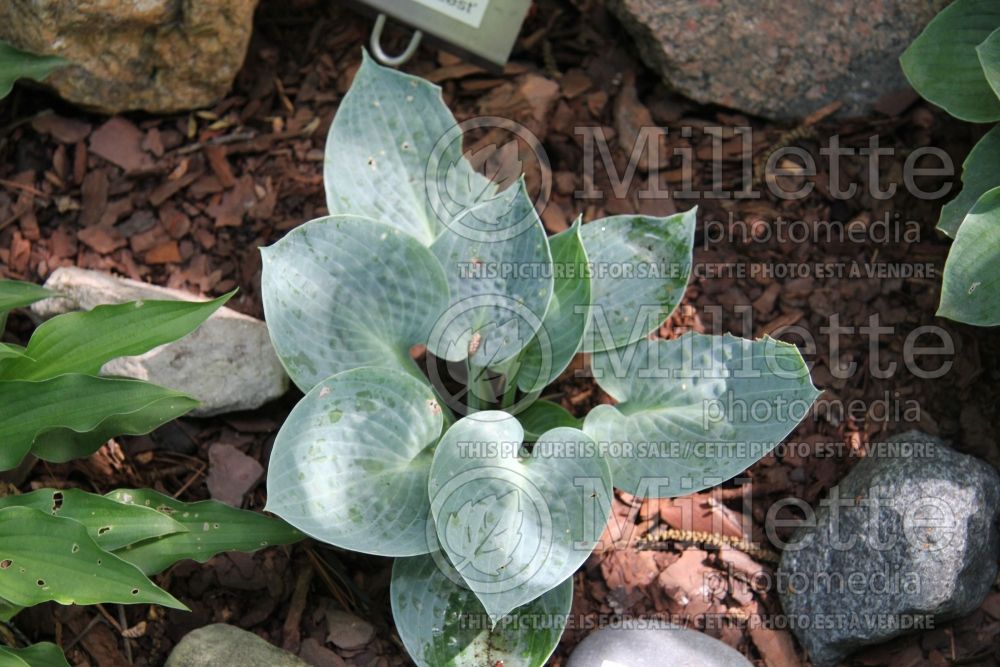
[411,0,490,29]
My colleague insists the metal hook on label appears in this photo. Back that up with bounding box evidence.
[370,13,423,68]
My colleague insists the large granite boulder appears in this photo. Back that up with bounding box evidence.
[777,431,1000,666]
[0,0,258,113]
[607,0,950,119]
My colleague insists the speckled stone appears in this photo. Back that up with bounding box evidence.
[566,623,754,667]
[606,0,949,119]
[778,431,1000,667]
[165,624,308,667]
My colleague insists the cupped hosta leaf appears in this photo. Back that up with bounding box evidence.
[261,215,450,392]
[0,375,197,470]
[0,642,70,667]
[428,412,609,623]
[516,399,581,442]
[516,219,591,393]
[324,51,493,245]
[0,41,66,99]
[391,553,571,667]
[106,489,303,575]
[0,292,231,381]
[428,180,553,367]
[938,185,1000,326]
[978,26,1000,100]
[584,334,820,495]
[266,366,443,556]
[0,488,185,551]
[579,209,696,353]
[939,125,1000,237]
[0,279,54,318]
[900,0,1000,122]
[0,507,184,609]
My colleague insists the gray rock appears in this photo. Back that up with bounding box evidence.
[566,623,753,667]
[606,0,949,119]
[165,624,308,667]
[32,267,288,417]
[778,431,1000,667]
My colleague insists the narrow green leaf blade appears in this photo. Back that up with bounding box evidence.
[0,488,187,551]
[939,125,1000,237]
[938,185,1000,325]
[266,367,442,557]
[0,507,184,609]
[900,0,1000,122]
[0,41,66,99]
[0,343,28,362]
[516,399,581,442]
[391,553,571,667]
[0,280,55,317]
[0,292,232,381]
[0,375,197,470]
[107,489,303,576]
[0,642,70,667]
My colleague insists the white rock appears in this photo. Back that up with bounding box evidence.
[566,623,754,667]
[32,267,288,417]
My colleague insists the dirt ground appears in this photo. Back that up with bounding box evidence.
[1,0,998,665]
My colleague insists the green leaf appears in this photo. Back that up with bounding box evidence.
[0,280,55,318]
[0,292,232,381]
[900,0,1000,122]
[391,553,571,667]
[266,366,442,556]
[106,489,303,576]
[0,488,186,551]
[0,343,28,363]
[580,209,696,353]
[324,51,494,245]
[516,219,591,393]
[428,181,554,367]
[261,216,450,392]
[428,413,610,623]
[0,41,66,99]
[938,185,1000,325]
[0,642,70,667]
[0,374,197,470]
[516,399,581,442]
[978,26,1000,101]
[939,125,1000,237]
[0,506,184,609]
[584,334,820,495]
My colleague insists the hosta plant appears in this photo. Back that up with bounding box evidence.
[0,39,65,100]
[261,53,820,666]
[0,281,301,665]
[902,0,1000,325]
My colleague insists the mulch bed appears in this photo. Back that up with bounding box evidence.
[1,0,998,665]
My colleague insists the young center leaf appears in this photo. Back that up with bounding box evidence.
[938,185,1000,326]
[516,399,582,442]
[428,412,610,624]
[584,334,820,495]
[391,553,571,667]
[266,366,444,557]
[580,209,696,353]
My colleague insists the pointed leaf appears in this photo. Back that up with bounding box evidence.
[900,0,1000,122]
[0,642,70,667]
[939,125,1000,237]
[938,185,1000,325]
[261,216,449,392]
[0,343,28,362]
[391,553,571,667]
[516,399,581,442]
[0,41,66,99]
[0,507,184,609]
[428,413,610,622]
[584,334,820,494]
[0,280,55,317]
[0,375,197,470]
[266,367,443,557]
[580,210,696,353]
[106,489,303,576]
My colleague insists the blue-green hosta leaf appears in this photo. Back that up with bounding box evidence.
[428,412,610,623]
[938,185,1000,326]
[0,279,55,317]
[584,334,820,495]
[0,488,186,551]
[516,399,581,442]
[0,41,66,99]
[0,375,197,470]
[391,553,571,667]
[324,51,493,245]
[428,180,553,368]
[261,215,450,392]
[939,125,1000,237]
[978,26,1000,101]
[0,506,184,609]
[0,292,231,381]
[106,489,303,575]
[580,209,696,353]
[900,0,1000,122]
[0,642,70,667]
[516,219,591,393]
[266,366,443,556]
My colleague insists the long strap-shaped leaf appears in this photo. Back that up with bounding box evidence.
[0,280,55,318]
[0,642,70,667]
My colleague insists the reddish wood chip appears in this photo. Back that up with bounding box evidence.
[78,225,126,254]
[89,117,151,172]
[31,113,92,144]
[206,443,264,507]
[145,240,182,265]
